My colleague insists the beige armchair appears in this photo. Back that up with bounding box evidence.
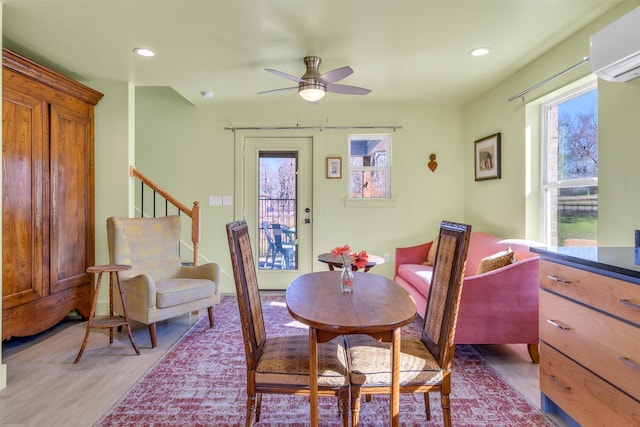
[107,216,220,347]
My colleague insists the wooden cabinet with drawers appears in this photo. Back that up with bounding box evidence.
[535,252,640,426]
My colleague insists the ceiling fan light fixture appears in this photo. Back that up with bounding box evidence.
[133,47,156,57]
[469,47,491,57]
[299,84,326,102]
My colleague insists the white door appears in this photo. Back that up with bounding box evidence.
[235,135,313,290]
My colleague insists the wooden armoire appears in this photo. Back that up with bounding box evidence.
[2,48,103,340]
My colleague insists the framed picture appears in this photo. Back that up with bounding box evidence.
[326,157,342,179]
[474,133,501,181]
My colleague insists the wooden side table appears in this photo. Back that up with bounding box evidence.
[74,264,140,364]
[316,253,385,273]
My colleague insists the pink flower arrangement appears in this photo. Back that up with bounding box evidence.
[331,245,369,270]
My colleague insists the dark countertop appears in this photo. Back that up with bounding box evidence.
[530,246,640,283]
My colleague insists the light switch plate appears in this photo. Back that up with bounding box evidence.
[222,196,233,206]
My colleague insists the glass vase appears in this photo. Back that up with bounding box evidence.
[340,261,354,293]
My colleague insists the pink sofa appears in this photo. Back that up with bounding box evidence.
[394,231,540,362]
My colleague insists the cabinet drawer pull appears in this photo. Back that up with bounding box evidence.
[546,319,571,331]
[547,374,571,391]
[619,299,640,310]
[546,275,571,284]
[621,357,640,371]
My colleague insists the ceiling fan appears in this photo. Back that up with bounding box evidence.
[258,56,371,102]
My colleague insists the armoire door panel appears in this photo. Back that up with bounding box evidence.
[49,104,92,294]
[2,89,48,309]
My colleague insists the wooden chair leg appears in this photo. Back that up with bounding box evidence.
[207,306,214,328]
[350,385,362,427]
[255,393,262,422]
[441,393,452,427]
[148,323,157,348]
[339,387,349,427]
[527,343,540,363]
[424,392,431,420]
[245,394,256,427]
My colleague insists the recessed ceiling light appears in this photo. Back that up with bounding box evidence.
[469,47,491,57]
[133,47,156,57]
[201,91,215,100]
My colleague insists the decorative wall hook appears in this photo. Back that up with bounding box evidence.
[428,153,438,172]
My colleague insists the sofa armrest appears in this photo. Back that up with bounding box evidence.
[456,256,540,343]
[394,242,433,277]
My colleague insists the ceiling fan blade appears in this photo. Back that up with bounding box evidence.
[326,83,371,95]
[258,87,298,95]
[265,68,306,84]
[319,66,353,84]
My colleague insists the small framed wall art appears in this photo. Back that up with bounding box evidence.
[326,157,342,179]
[474,133,501,181]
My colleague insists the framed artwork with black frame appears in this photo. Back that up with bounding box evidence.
[474,133,501,181]
[326,157,342,179]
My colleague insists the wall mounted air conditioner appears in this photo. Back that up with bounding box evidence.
[590,5,640,82]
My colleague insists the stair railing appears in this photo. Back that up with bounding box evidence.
[129,166,201,265]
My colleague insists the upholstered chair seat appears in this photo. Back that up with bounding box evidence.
[348,334,444,387]
[256,335,349,387]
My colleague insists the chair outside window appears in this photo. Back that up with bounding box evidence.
[271,223,295,269]
[107,216,220,348]
[347,221,472,426]
[226,219,349,426]
[261,222,295,269]
[261,221,277,268]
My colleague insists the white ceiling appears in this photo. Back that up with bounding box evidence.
[1,0,626,107]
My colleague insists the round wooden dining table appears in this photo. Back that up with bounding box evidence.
[286,271,417,427]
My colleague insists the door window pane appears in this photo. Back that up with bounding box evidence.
[258,152,297,270]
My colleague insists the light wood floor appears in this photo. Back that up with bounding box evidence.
[1,306,567,427]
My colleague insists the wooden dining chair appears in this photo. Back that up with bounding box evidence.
[347,220,472,426]
[226,219,350,427]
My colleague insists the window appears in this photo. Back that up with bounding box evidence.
[542,83,598,246]
[348,134,391,198]
[258,151,297,270]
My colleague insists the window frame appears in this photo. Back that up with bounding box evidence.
[540,81,598,246]
[347,133,392,200]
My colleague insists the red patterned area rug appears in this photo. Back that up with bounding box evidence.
[95,295,554,426]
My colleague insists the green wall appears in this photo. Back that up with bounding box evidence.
[134,91,465,293]
[464,0,640,245]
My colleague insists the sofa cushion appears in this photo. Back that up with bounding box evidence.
[423,236,439,266]
[476,247,515,274]
[397,264,433,295]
